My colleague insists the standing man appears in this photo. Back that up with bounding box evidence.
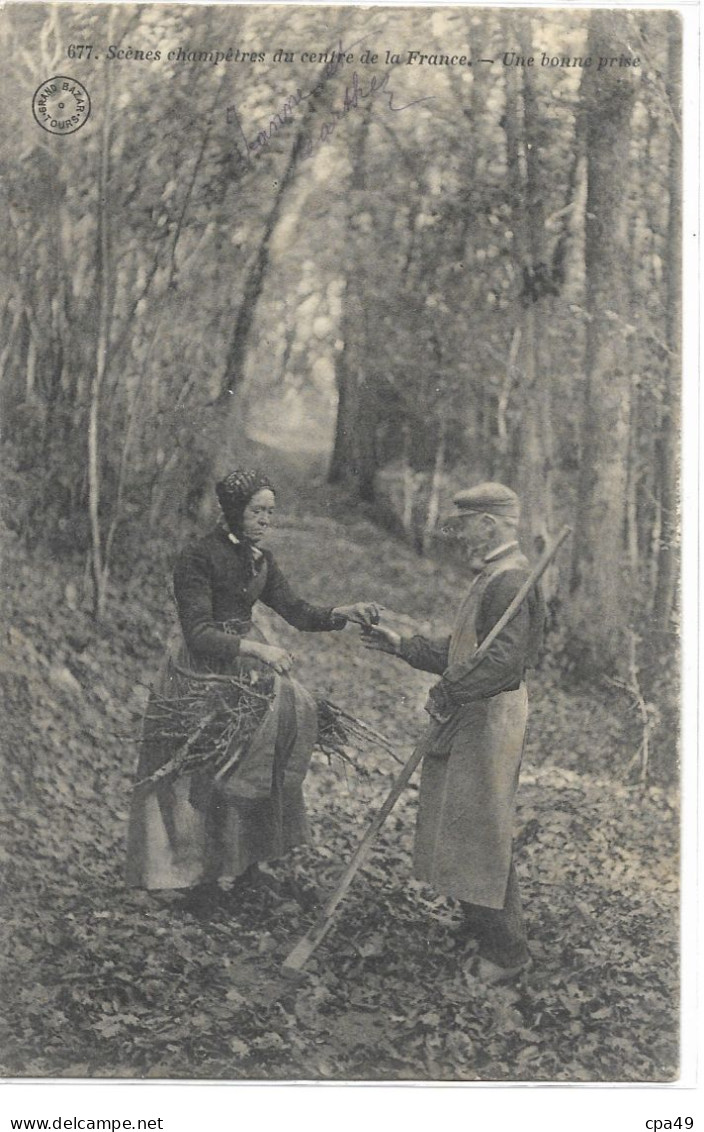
[364,483,544,983]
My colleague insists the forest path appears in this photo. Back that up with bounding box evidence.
[0,453,678,1081]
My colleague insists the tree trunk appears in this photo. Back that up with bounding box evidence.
[503,14,554,564]
[401,425,416,537]
[328,106,377,501]
[0,301,21,389]
[88,39,114,620]
[422,418,446,555]
[651,15,681,631]
[218,118,312,404]
[624,95,650,590]
[625,376,640,579]
[328,346,352,485]
[567,10,637,675]
[329,314,378,501]
[495,326,521,480]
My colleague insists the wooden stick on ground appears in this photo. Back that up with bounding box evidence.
[282,525,572,978]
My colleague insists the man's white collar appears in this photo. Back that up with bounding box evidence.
[484,540,519,564]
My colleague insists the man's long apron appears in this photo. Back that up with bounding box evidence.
[414,554,528,909]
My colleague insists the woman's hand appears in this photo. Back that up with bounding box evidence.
[360,624,402,655]
[241,640,294,675]
[332,602,382,628]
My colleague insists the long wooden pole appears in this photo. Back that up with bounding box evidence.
[282,526,572,976]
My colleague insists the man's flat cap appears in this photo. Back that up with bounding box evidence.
[452,482,520,519]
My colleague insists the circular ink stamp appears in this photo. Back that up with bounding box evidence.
[32,76,91,135]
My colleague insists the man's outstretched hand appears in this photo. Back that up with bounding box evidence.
[360,624,402,655]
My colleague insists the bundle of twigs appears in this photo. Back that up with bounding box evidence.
[315,699,403,771]
[134,666,400,792]
[134,666,276,791]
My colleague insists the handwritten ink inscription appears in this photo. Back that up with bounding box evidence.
[226,34,434,169]
[228,69,432,166]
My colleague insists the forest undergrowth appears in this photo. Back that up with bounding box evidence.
[0,464,679,1082]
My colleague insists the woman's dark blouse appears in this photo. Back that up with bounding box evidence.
[173,528,343,665]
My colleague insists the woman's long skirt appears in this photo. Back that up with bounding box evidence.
[125,631,318,890]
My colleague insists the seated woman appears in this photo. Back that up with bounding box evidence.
[126,468,378,911]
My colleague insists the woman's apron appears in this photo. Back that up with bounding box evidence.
[125,625,317,890]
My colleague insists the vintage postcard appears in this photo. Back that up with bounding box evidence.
[0,0,695,1120]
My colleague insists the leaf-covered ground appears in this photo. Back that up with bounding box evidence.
[0,462,679,1081]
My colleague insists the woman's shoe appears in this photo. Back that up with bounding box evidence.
[223,864,284,902]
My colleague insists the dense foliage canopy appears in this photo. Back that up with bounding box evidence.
[0,6,680,684]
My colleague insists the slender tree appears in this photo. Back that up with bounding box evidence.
[568,10,639,674]
[218,112,315,404]
[651,14,681,632]
[328,105,378,500]
[503,13,556,556]
[88,16,115,619]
